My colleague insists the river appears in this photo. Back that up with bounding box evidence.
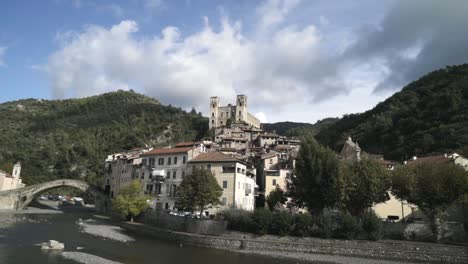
[0,212,302,264]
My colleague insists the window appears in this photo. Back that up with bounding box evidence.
[221,112,223,117]
[182,170,185,178]
[223,181,228,188]
[174,157,178,165]
[141,172,145,179]
[207,164,211,170]
[168,157,172,165]
[166,172,170,179]
[173,171,177,179]
[183,156,187,164]
[239,111,241,115]
[221,197,227,206]
[142,159,147,166]
[221,121,223,125]
[212,113,214,117]
[158,158,164,165]
[272,179,277,186]
[269,158,273,164]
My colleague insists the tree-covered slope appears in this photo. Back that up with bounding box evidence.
[0,90,208,186]
[263,118,339,137]
[315,64,468,160]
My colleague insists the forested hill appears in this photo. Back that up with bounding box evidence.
[263,119,339,137]
[315,64,468,161]
[0,90,208,185]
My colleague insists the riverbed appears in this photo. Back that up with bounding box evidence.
[0,212,303,264]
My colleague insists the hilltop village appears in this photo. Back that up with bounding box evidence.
[103,95,468,220]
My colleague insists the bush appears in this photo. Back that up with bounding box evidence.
[219,209,253,232]
[312,213,336,238]
[335,211,360,239]
[291,213,313,237]
[361,210,383,241]
[252,208,273,234]
[271,211,293,236]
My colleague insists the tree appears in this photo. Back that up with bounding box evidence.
[341,159,391,216]
[112,180,150,222]
[176,168,223,217]
[392,162,468,241]
[288,134,342,213]
[266,187,287,211]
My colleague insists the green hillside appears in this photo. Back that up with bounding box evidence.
[315,64,468,160]
[0,90,208,186]
[263,118,339,137]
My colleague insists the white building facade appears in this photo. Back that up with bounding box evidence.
[188,152,256,215]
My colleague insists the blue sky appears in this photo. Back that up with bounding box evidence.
[1,0,467,122]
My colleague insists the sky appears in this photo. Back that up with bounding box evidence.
[1,0,468,123]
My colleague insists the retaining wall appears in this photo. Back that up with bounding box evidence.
[119,221,468,264]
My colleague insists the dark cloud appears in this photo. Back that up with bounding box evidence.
[345,0,468,92]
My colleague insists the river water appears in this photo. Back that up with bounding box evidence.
[0,212,299,264]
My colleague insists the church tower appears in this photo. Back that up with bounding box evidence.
[209,97,220,129]
[236,95,248,123]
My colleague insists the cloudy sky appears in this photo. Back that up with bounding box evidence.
[1,0,467,123]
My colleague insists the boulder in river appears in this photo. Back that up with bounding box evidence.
[41,240,65,250]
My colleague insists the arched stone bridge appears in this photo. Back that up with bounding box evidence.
[0,179,109,213]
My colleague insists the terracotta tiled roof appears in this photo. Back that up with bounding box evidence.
[175,141,201,147]
[189,152,241,163]
[142,147,192,156]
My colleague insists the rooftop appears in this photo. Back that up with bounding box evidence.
[175,141,201,148]
[189,151,242,163]
[142,147,192,156]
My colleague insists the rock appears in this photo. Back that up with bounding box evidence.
[41,240,65,250]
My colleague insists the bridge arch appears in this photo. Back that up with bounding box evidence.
[0,179,109,212]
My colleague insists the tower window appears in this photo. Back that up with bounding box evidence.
[212,113,214,117]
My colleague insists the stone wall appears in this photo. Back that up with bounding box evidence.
[119,221,468,264]
[383,221,467,242]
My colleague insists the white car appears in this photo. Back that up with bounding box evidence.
[73,197,84,202]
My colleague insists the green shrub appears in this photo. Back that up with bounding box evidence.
[271,211,293,236]
[219,209,253,232]
[335,211,360,239]
[312,213,336,238]
[252,208,272,234]
[361,210,383,241]
[291,213,313,237]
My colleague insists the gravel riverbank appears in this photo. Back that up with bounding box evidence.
[61,252,123,264]
[79,219,135,242]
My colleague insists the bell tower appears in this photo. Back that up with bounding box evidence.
[209,97,219,129]
[236,95,248,123]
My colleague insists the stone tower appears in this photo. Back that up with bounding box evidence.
[12,161,21,179]
[209,96,220,129]
[236,95,248,123]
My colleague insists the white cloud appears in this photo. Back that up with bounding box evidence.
[0,47,6,67]
[41,0,408,123]
[145,0,163,10]
[255,112,268,123]
[256,0,301,31]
